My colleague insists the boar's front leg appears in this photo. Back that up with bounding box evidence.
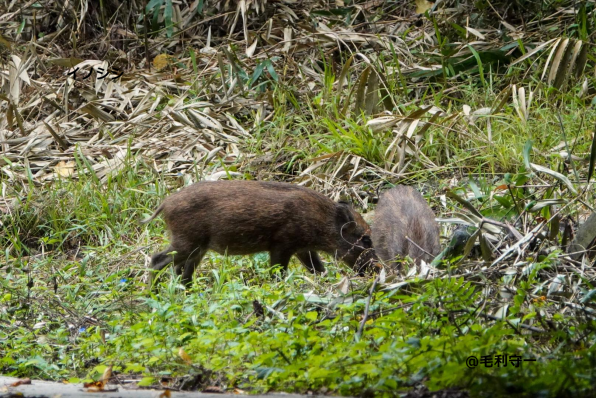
[148,245,204,289]
[296,251,326,273]
[269,250,293,279]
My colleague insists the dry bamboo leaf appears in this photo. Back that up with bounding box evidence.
[547,275,566,297]
[246,37,258,58]
[568,212,596,260]
[465,27,486,40]
[366,116,399,133]
[405,105,433,121]
[491,86,512,114]
[8,55,23,104]
[349,156,362,182]
[550,38,573,89]
[187,110,223,132]
[526,89,534,121]
[205,170,242,181]
[299,159,330,177]
[415,111,442,141]
[43,122,69,151]
[79,104,115,122]
[239,0,248,44]
[567,40,583,82]
[541,38,563,81]
[384,119,410,162]
[282,26,292,53]
[512,84,521,119]
[511,38,557,67]
[406,118,421,139]
[573,42,589,78]
[337,54,354,91]
[95,61,109,95]
[518,87,526,120]
[501,21,517,32]
[328,153,347,181]
[365,71,379,115]
[354,66,371,114]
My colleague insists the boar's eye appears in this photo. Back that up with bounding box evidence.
[361,235,372,247]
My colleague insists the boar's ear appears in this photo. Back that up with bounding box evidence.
[336,202,355,229]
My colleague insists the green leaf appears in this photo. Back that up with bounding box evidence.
[587,122,596,183]
[266,61,278,82]
[250,61,267,87]
[124,363,146,373]
[305,311,318,321]
[137,377,155,387]
[522,140,533,171]
[145,0,164,13]
[164,0,174,37]
[530,163,577,194]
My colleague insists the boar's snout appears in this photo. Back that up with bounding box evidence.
[335,203,379,274]
[341,233,379,275]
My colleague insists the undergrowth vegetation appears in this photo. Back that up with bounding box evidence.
[3,0,596,397]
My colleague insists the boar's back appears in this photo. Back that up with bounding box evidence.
[372,185,440,264]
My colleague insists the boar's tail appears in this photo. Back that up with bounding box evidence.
[140,203,165,224]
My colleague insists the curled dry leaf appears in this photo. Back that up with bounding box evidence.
[203,386,224,393]
[415,0,433,14]
[10,378,32,387]
[159,390,172,398]
[366,116,399,133]
[99,365,112,386]
[153,54,173,71]
[54,160,75,177]
[179,347,192,365]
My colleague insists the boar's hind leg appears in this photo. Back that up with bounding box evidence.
[296,251,326,273]
[269,250,293,279]
[180,249,206,288]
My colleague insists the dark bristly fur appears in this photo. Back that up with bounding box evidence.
[143,180,376,288]
[371,185,440,265]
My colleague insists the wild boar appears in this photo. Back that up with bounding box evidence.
[371,185,440,266]
[142,180,376,288]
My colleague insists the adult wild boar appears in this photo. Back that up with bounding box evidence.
[142,180,376,288]
[371,185,440,265]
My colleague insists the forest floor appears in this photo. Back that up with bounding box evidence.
[3,1,596,397]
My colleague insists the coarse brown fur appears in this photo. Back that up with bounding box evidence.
[371,185,440,266]
[143,180,376,288]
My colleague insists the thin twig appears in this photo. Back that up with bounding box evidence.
[356,276,380,340]
[405,236,435,258]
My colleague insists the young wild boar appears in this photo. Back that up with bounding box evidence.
[142,180,376,288]
[371,185,440,266]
